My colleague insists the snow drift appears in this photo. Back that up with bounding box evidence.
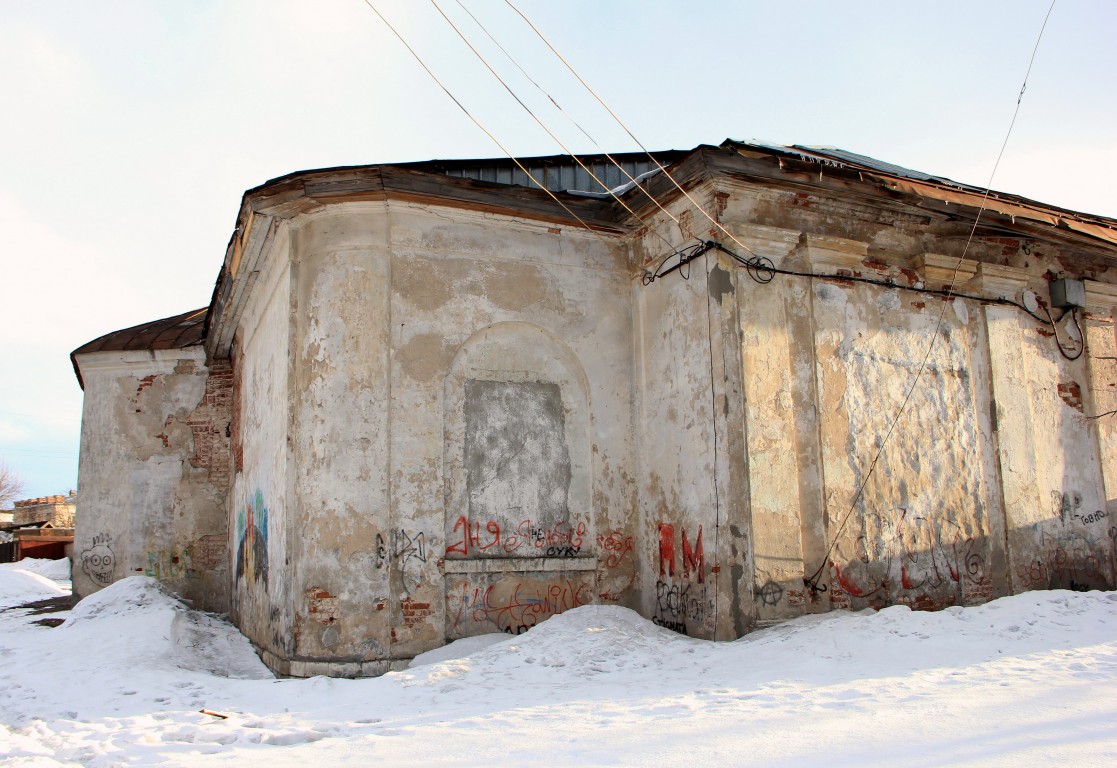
[0,564,67,608]
[2,571,1116,767]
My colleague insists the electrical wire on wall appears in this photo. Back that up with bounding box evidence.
[1043,305,1084,361]
[651,239,1085,356]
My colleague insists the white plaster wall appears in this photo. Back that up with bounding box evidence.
[231,226,293,660]
[633,214,722,640]
[266,201,636,670]
[714,178,1115,616]
[733,224,823,626]
[812,282,1002,610]
[75,347,228,610]
[987,304,1112,591]
[288,205,393,673]
[214,172,1117,675]
[387,203,635,649]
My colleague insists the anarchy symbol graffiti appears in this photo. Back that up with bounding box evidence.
[758,579,784,606]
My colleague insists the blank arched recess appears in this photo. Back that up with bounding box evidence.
[442,321,591,559]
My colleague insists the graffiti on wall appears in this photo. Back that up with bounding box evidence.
[653,523,708,634]
[653,580,708,634]
[657,523,704,582]
[393,529,428,569]
[596,530,637,601]
[145,550,186,581]
[1012,493,1116,591]
[391,528,429,592]
[400,597,434,629]
[235,489,269,590]
[446,516,588,558]
[828,508,990,611]
[449,577,592,636]
[1014,539,1114,591]
[375,532,388,570]
[81,533,116,587]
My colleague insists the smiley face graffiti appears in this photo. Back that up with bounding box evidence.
[81,533,116,587]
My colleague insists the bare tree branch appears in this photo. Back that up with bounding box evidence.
[0,462,24,509]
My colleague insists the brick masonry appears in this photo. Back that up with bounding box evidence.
[187,360,234,486]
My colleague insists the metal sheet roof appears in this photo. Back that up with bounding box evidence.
[397,151,686,194]
[70,308,208,389]
[724,139,1117,247]
[738,141,959,185]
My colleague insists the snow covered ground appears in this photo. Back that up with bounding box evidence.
[1,562,1115,767]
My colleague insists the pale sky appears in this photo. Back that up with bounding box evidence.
[1,0,1114,499]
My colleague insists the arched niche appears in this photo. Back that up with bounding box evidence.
[442,322,592,561]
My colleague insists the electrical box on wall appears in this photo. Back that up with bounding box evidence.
[1050,278,1086,309]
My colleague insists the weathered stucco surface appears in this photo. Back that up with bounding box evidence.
[74,348,229,611]
[229,227,293,668]
[74,146,1117,677]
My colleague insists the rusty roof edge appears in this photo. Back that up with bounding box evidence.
[721,139,1117,242]
[70,307,208,390]
[243,149,693,194]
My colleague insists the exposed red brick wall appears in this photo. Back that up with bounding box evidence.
[1057,381,1083,412]
[401,599,433,629]
[231,348,244,474]
[187,360,234,487]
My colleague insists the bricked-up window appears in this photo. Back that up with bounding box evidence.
[455,379,573,557]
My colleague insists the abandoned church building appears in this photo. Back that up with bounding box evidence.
[71,139,1117,677]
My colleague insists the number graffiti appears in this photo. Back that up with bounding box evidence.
[446,516,587,558]
[1014,503,1117,592]
[1014,543,1112,591]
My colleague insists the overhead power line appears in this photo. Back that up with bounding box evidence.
[358,0,607,239]
[455,0,691,237]
[504,0,762,256]
[429,0,683,255]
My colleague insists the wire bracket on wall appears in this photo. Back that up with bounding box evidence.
[643,239,1084,363]
[642,240,774,286]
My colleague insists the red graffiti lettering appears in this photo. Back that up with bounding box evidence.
[681,525,704,584]
[659,523,676,577]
